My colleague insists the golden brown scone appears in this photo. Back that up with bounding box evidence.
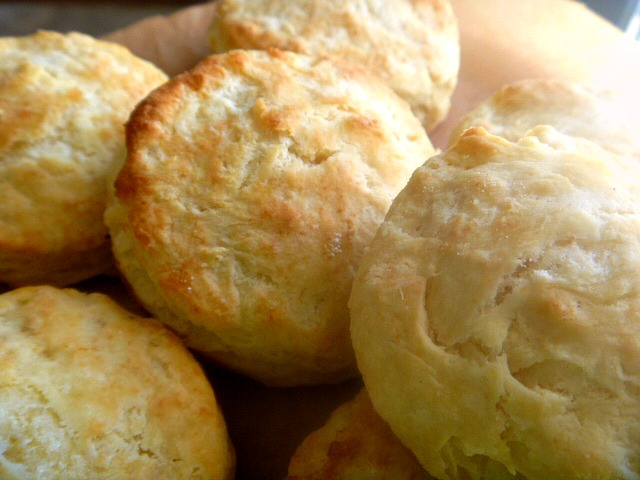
[0,286,235,480]
[208,0,459,132]
[286,388,434,480]
[0,30,167,287]
[349,126,640,479]
[449,79,640,157]
[105,48,434,387]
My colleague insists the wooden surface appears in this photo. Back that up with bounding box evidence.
[98,2,640,479]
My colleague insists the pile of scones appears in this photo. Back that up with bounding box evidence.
[1,0,640,479]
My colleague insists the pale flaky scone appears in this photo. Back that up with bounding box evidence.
[286,388,434,480]
[208,0,459,132]
[449,79,640,158]
[349,126,640,479]
[0,30,167,287]
[105,48,434,387]
[0,286,235,479]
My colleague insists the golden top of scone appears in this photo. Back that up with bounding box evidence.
[286,388,433,480]
[349,126,640,479]
[105,48,434,387]
[0,30,167,286]
[450,79,640,158]
[208,0,459,131]
[0,286,235,479]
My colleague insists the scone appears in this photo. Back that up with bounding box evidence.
[0,30,167,287]
[0,286,235,480]
[286,388,434,480]
[208,0,460,131]
[349,126,640,479]
[449,79,640,158]
[105,48,434,387]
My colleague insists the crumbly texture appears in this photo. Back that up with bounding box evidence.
[105,48,434,387]
[286,388,434,480]
[0,286,235,480]
[208,0,459,131]
[349,127,640,479]
[0,30,167,287]
[449,79,640,158]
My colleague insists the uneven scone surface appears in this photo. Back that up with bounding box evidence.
[106,48,434,386]
[0,31,167,287]
[286,388,433,480]
[350,126,640,479]
[0,286,235,480]
[208,0,460,131]
[449,79,640,158]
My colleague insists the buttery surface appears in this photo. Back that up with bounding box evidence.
[286,388,433,480]
[0,286,235,479]
[0,31,167,287]
[350,127,640,479]
[106,48,434,386]
[450,79,640,158]
[208,0,460,131]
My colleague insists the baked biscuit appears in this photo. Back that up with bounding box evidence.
[349,126,640,479]
[0,286,235,479]
[450,79,640,158]
[286,388,433,480]
[0,30,167,287]
[208,0,460,131]
[105,48,434,386]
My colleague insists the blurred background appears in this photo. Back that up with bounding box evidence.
[0,1,200,37]
[0,0,639,39]
[583,0,640,37]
